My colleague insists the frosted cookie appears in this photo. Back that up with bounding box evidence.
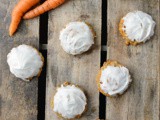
[7,44,44,81]
[96,60,132,97]
[119,11,156,45]
[59,21,95,55]
[52,82,87,119]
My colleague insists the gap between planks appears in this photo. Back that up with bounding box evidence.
[38,0,48,119]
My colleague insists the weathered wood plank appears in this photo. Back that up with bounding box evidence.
[46,0,101,119]
[0,0,39,120]
[107,0,159,120]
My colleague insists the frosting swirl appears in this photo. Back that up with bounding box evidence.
[122,11,155,42]
[53,84,87,119]
[7,44,43,81]
[100,66,132,96]
[59,22,94,55]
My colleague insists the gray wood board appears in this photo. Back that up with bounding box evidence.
[107,0,159,120]
[0,0,39,120]
[46,0,101,119]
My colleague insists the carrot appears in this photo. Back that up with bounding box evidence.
[23,0,65,19]
[9,0,40,36]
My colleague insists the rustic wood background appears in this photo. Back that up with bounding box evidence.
[0,0,159,120]
[45,0,101,119]
[107,0,159,120]
[0,0,39,120]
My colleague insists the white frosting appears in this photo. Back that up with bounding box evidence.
[59,22,94,55]
[122,11,155,42]
[7,44,43,81]
[100,66,132,96]
[53,84,87,119]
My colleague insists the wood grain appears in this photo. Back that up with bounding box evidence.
[45,0,101,119]
[0,0,39,120]
[107,0,159,120]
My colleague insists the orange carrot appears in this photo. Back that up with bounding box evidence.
[9,0,40,36]
[23,0,65,19]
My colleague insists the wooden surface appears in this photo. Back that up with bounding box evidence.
[45,0,101,119]
[107,0,159,120]
[0,0,39,120]
[1,0,160,120]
